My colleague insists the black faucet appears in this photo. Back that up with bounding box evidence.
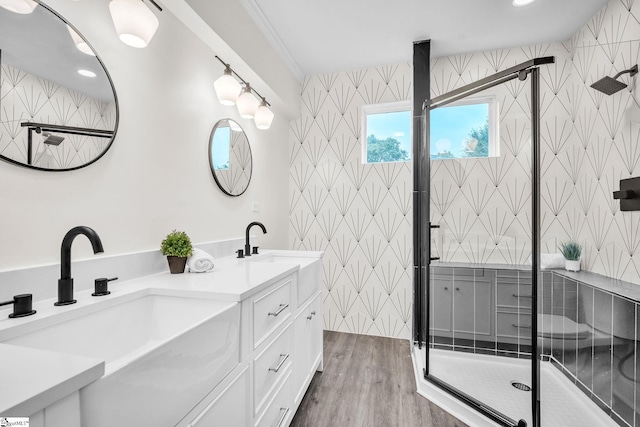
[245,222,267,256]
[56,226,104,306]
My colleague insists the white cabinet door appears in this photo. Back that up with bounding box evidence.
[187,366,250,427]
[292,291,322,406]
[309,293,323,373]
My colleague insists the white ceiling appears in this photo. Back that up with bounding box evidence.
[240,0,609,79]
[0,4,114,102]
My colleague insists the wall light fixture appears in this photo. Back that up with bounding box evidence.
[213,55,274,130]
[109,0,161,48]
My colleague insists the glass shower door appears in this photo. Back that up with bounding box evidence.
[423,64,539,427]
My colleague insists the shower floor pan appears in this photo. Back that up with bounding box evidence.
[412,347,617,427]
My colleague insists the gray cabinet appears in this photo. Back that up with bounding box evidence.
[496,270,533,348]
[430,266,533,352]
[430,268,495,345]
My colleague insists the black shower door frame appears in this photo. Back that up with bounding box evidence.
[412,54,555,427]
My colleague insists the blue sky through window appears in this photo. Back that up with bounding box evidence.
[366,110,412,155]
[430,103,489,158]
[212,127,230,169]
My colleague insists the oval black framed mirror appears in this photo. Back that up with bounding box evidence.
[0,2,119,171]
[209,119,252,196]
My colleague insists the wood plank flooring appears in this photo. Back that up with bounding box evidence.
[290,331,468,427]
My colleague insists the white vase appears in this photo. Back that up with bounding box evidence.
[565,259,580,272]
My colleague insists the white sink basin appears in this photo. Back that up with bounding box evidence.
[248,252,323,304]
[248,254,317,268]
[1,289,240,427]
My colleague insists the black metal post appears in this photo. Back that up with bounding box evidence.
[412,40,430,352]
[530,67,542,427]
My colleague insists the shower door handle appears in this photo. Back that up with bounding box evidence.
[427,222,440,264]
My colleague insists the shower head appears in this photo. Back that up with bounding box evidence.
[590,64,638,95]
[42,132,65,146]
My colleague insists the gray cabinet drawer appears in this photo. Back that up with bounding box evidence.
[497,312,532,341]
[497,283,533,308]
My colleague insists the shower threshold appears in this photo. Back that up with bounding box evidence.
[411,346,618,427]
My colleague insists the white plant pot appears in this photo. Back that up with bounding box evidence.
[565,259,580,272]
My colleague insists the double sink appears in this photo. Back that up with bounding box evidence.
[0,251,316,426]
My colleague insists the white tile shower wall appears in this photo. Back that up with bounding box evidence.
[290,0,640,340]
[565,0,640,283]
[0,64,117,169]
[290,64,414,339]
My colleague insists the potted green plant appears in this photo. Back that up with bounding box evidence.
[559,241,582,272]
[160,230,193,274]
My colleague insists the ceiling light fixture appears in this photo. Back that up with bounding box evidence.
[513,0,536,6]
[67,25,96,56]
[109,0,161,48]
[0,0,37,14]
[214,55,274,129]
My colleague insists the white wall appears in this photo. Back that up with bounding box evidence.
[0,0,293,272]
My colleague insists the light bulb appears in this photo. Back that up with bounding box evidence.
[0,0,37,14]
[254,100,274,130]
[236,85,260,119]
[109,0,159,48]
[67,25,96,56]
[213,67,241,106]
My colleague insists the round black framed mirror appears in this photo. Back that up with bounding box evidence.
[209,119,252,196]
[0,2,119,171]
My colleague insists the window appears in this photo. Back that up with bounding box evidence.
[362,101,412,164]
[430,96,499,159]
[361,96,498,163]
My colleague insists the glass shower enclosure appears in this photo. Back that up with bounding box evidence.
[413,55,554,427]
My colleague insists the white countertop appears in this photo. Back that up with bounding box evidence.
[0,344,103,416]
[0,249,323,417]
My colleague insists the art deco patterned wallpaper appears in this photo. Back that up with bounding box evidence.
[290,0,640,340]
[289,63,414,339]
[0,64,116,169]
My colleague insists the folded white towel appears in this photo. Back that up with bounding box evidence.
[541,253,565,270]
[187,248,215,273]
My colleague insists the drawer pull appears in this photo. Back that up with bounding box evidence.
[307,315,313,320]
[269,353,290,372]
[512,323,532,329]
[272,407,290,427]
[513,294,533,298]
[311,311,316,315]
[268,303,289,317]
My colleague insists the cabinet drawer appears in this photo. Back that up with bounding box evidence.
[497,283,533,309]
[497,312,532,339]
[254,324,292,415]
[256,372,292,427]
[254,280,292,348]
[497,271,532,285]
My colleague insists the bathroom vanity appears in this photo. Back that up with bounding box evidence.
[0,250,323,427]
